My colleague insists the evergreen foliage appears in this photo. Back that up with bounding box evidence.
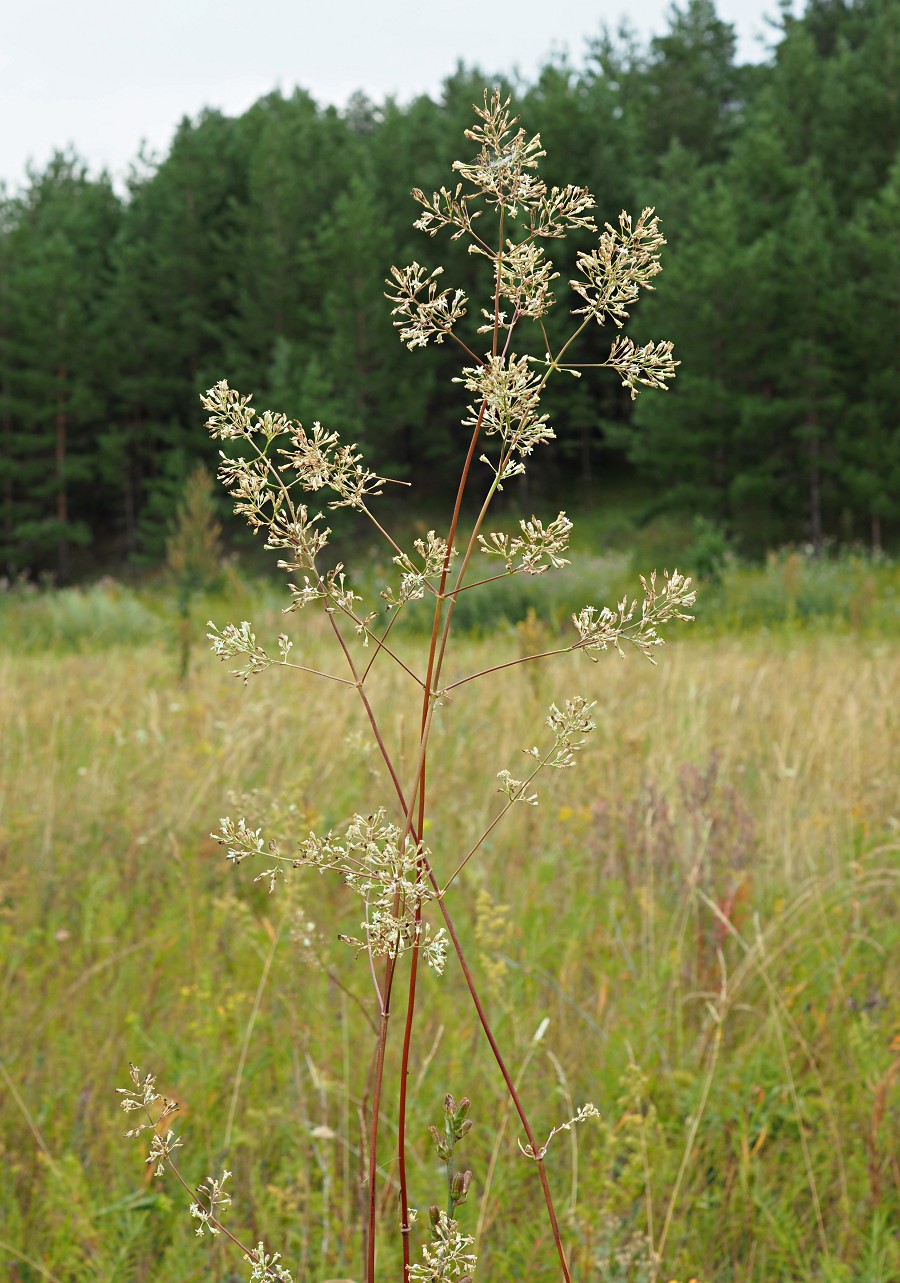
[0,0,896,575]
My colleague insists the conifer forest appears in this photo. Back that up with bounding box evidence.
[0,0,896,579]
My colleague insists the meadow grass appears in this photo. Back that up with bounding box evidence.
[1,595,898,1282]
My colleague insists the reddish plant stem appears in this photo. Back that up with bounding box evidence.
[425,864,572,1283]
[444,645,573,692]
[396,903,422,1278]
[396,396,490,1277]
[401,496,574,1278]
[351,209,573,1280]
[367,954,399,1283]
[361,604,404,683]
[390,293,574,1282]
[320,602,411,1283]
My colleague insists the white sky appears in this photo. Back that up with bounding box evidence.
[1,0,790,193]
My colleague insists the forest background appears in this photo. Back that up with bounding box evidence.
[0,0,897,585]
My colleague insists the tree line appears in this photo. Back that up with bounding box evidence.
[0,0,896,580]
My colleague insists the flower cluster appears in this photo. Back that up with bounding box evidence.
[214,809,448,973]
[498,696,596,806]
[190,1170,233,1236]
[116,1063,182,1177]
[408,1211,477,1283]
[478,511,572,575]
[411,183,483,242]
[383,530,456,608]
[457,354,555,483]
[607,334,679,399]
[202,379,392,518]
[207,620,294,683]
[519,1102,601,1161]
[573,570,697,662]
[385,262,468,350]
[245,1243,294,1282]
[570,207,667,327]
[413,92,594,241]
[495,239,559,323]
[453,90,546,215]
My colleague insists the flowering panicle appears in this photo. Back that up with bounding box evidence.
[570,207,667,327]
[286,564,361,615]
[122,88,695,1283]
[116,1063,183,1177]
[385,262,468,350]
[214,809,448,973]
[478,511,572,575]
[408,1211,477,1283]
[245,1243,294,1282]
[202,380,393,517]
[190,1170,233,1236]
[527,184,597,238]
[519,1102,602,1161]
[498,696,596,806]
[572,570,696,662]
[207,620,294,683]
[265,506,330,566]
[457,354,555,483]
[607,335,679,399]
[493,239,559,324]
[383,530,456,609]
[411,184,484,241]
[453,90,545,217]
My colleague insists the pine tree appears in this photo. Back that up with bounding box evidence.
[1,156,121,578]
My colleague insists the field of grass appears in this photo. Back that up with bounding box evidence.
[1,577,899,1282]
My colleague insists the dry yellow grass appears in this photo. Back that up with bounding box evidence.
[0,623,898,1280]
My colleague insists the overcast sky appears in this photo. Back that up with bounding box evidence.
[1,0,791,193]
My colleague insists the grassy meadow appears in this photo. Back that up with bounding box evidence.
[1,566,899,1282]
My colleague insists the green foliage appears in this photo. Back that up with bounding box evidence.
[0,579,166,652]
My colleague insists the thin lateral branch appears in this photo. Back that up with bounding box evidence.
[163,1152,270,1274]
[324,966,379,1036]
[364,896,386,1013]
[397,902,423,1278]
[441,747,555,893]
[444,570,522,596]
[359,502,408,561]
[394,369,574,1283]
[280,661,357,686]
[329,597,425,689]
[448,328,487,366]
[360,606,403,684]
[444,646,572,691]
[422,849,573,1283]
[366,953,398,1283]
[492,207,505,358]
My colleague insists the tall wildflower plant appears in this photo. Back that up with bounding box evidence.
[118,91,696,1283]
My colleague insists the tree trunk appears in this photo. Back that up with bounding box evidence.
[56,364,69,582]
[807,412,823,557]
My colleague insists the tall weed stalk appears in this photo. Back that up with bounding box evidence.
[117,89,695,1282]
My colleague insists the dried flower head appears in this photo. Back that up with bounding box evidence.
[408,1211,478,1282]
